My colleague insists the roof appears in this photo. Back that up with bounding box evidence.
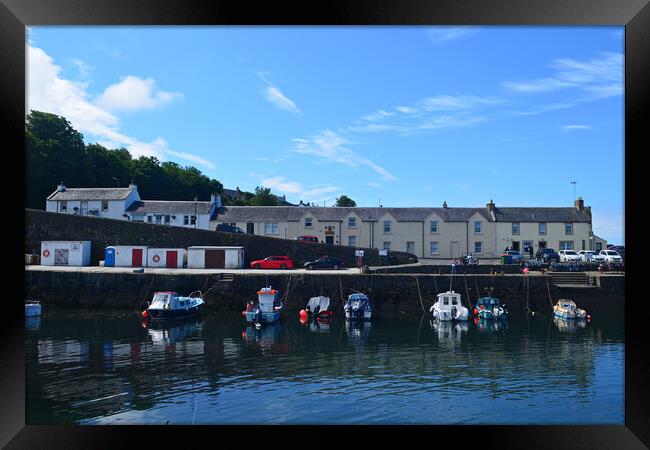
[213,205,590,223]
[126,200,213,215]
[47,187,134,201]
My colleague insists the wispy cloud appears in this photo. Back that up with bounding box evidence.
[96,76,182,113]
[258,175,341,204]
[425,27,479,44]
[367,182,382,188]
[69,58,92,79]
[256,71,301,114]
[562,124,594,132]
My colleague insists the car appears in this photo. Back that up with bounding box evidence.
[296,235,319,243]
[558,250,580,262]
[576,250,606,263]
[599,250,623,264]
[503,250,525,263]
[216,224,245,233]
[304,256,344,270]
[607,245,625,261]
[536,248,560,263]
[249,256,296,270]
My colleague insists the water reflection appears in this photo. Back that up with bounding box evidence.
[345,320,372,344]
[26,315,41,331]
[554,317,587,333]
[430,319,469,345]
[476,317,509,333]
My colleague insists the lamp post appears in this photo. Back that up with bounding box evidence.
[194,195,198,229]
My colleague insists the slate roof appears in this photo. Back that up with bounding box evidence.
[47,188,134,201]
[126,200,214,215]
[213,206,591,223]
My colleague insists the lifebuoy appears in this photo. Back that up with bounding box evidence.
[42,249,50,257]
[152,255,160,263]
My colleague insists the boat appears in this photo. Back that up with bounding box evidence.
[142,291,205,321]
[430,291,469,321]
[475,296,508,320]
[243,286,284,324]
[553,299,587,320]
[304,296,333,319]
[25,300,42,317]
[344,293,372,320]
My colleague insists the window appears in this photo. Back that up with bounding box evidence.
[155,215,163,224]
[348,217,356,228]
[348,236,356,247]
[474,241,482,254]
[559,241,574,250]
[443,297,449,306]
[183,215,189,225]
[305,217,312,227]
[147,216,153,223]
[565,223,573,235]
[430,241,439,255]
[190,215,197,226]
[474,221,482,233]
[101,200,109,212]
[539,223,547,235]
[60,201,67,212]
[132,214,145,222]
[406,242,415,254]
[383,241,391,250]
[430,221,438,233]
[512,222,520,235]
[264,222,279,234]
[164,215,170,224]
[383,221,391,233]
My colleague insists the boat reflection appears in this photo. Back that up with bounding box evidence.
[144,318,203,346]
[309,317,332,333]
[553,316,587,333]
[345,320,372,344]
[26,315,42,331]
[242,321,283,352]
[430,319,468,345]
[475,317,509,333]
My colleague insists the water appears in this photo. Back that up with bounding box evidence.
[25,309,624,425]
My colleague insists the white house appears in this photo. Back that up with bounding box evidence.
[124,193,221,230]
[46,182,140,220]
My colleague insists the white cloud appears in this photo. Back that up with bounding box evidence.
[69,58,92,79]
[258,175,340,203]
[256,71,301,114]
[96,76,182,113]
[425,27,478,44]
[368,182,382,188]
[562,124,594,132]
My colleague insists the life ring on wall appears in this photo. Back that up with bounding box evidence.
[152,255,160,263]
[42,249,50,258]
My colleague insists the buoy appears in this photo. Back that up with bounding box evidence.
[300,317,308,325]
[587,314,592,321]
[299,309,307,319]
[141,310,149,319]
[241,310,246,316]
[523,267,529,274]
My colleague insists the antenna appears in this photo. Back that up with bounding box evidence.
[570,181,576,202]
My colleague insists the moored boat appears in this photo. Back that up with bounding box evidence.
[244,286,284,324]
[553,299,587,320]
[475,296,508,320]
[301,296,333,320]
[142,291,205,321]
[25,300,42,317]
[430,291,469,321]
[344,293,372,321]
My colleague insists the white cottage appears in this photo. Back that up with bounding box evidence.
[187,246,245,269]
[40,241,91,266]
[46,182,140,220]
[146,248,187,268]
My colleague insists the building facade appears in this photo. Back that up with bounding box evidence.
[211,198,604,260]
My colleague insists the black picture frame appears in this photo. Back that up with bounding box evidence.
[3,0,646,447]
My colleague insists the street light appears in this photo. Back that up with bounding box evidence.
[194,195,198,229]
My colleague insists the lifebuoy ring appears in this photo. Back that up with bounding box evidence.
[42,249,50,258]
[152,255,160,262]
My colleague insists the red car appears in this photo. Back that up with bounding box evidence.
[296,235,319,243]
[250,256,296,269]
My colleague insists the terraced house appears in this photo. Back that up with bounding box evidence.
[212,198,606,260]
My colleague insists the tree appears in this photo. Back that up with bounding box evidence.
[335,195,357,207]
[249,186,278,206]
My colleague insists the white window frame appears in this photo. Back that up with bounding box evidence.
[264,222,279,235]
[559,241,574,250]
[565,223,573,235]
[348,236,356,247]
[430,221,438,233]
[190,215,197,226]
[383,221,391,234]
[183,215,189,225]
[101,200,109,212]
[305,217,312,228]
[539,223,547,235]
[383,241,391,250]
[348,217,356,228]
[474,221,482,234]
[430,241,439,255]
[474,241,482,254]
[512,222,520,235]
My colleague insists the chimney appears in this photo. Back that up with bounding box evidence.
[128,181,137,191]
[211,192,222,208]
[486,199,495,211]
[57,181,66,192]
[575,197,584,211]
[443,201,448,208]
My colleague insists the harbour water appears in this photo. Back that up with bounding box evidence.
[25,307,624,425]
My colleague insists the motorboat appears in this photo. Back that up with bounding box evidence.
[344,293,372,320]
[25,300,42,317]
[475,296,508,320]
[243,287,284,324]
[303,296,333,319]
[430,291,469,321]
[142,291,205,321]
[553,299,587,320]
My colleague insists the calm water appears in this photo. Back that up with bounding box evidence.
[25,308,624,425]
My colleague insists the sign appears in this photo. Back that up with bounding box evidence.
[355,250,364,257]
[379,249,388,256]
[71,244,80,251]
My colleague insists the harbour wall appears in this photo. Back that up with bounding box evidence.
[25,269,624,314]
[25,209,417,267]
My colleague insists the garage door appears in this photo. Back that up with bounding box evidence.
[204,250,225,268]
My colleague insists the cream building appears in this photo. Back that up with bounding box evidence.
[211,197,604,260]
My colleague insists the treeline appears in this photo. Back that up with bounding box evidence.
[24,111,284,209]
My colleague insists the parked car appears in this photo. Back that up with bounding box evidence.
[599,250,623,264]
[558,250,580,262]
[503,250,525,263]
[250,256,296,270]
[536,248,560,263]
[296,235,319,243]
[576,250,605,263]
[304,256,344,270]
[607,245,625,261]
[216,224,245,234]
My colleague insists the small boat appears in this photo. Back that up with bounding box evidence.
[25,300,42,317]
[344,293,372,320]
[142,291,205,321]
[244,286,284,324]
[553,299,587,320]
[304,296,333,319]
[430,291,469,321]
[475,296,508,320]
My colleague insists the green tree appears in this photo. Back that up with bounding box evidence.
[249,186,278,206]
[335,195,357,207]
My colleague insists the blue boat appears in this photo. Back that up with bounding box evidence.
[244,287,284,324]
[144,291,205,321]
[475,296,508,320]
[344,293,372,321]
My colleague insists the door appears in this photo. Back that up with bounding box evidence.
[132,249,143,267]
[538,241,546,249]
[80,200,88,215]
[247,223,255,234]
[166,251,178,268]
[326,235,334,245]
[450,241,460,258]
[406,241,415,254]
[205,249,225,268]
[512,241,520,251]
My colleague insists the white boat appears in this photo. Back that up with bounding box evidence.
[553,299,587,320]
[305,296,333,318]
[344,293,372,320]
[244,287,284,323]
[25,301,42,317]
[429,291,469,321]
[143,291,205,321]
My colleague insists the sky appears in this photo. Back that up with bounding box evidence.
[26,26,625,244]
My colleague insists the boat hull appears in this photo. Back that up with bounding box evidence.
[25,303,42,317]
[478,309,508,320]
[553,309,586,320]
[147,303,203,321]
[344,309,372,321]
[245,310,282,323]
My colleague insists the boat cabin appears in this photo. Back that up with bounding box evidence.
[149,292,193,310]
[557,299,577,311]
[477,297,500,308]
[436,291,462,310]
[257,287,281,312]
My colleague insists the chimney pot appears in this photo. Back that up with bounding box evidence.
[57,181,66,192]
[486,199,495,211]
[443,201,448,208]
[575,197,584,210]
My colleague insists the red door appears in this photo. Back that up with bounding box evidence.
[132,249,143,267]
[166,251,178,268]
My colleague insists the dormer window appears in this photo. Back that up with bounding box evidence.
[305,217,312,227]
[348,217,356,228]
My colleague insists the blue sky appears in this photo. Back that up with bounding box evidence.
[27,26,624,243]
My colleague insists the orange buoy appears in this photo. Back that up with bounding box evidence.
[241,310,246,316]
[473,308,478,315]
[141,310,149,319]
[299,309,307,319]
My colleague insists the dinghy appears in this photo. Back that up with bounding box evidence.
[553,299,587,320]
[25,300,42,317]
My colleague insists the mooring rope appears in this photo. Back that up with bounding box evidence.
[545,275,554,310]
[415,277,427,314]
[135,273,156,313]
[338,274,345,311]
[433,274,439,295]
[463,273,473,310]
